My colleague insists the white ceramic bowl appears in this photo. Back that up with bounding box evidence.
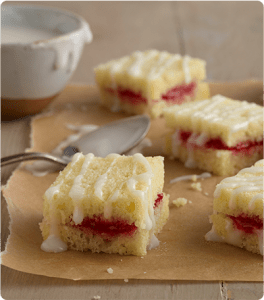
[1,5,93,119]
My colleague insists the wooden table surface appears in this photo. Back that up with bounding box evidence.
[1,2,263,300]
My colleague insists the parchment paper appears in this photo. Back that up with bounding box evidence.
[2,80,263,281]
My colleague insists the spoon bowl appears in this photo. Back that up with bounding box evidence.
[1,115,151,168]
[63,115,151,157]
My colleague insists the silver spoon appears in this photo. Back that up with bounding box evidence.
[1,115,151,168]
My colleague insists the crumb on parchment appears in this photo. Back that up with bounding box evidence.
[191,182,202,192]
[173,198,188,207]
[107,268,113,274]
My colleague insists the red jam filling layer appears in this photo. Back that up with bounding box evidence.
[71,193,164,239]
[73,215,138,238]
[106,82,196,105]
[161,81,196,104]
[228,214,263,234]
[154,193,164,208]
[179,130,263,155]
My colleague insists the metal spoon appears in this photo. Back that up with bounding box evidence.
[1,115,151,168]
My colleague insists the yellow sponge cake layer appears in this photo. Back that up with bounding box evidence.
[94,50,208,115]
[40,153,169,256]
[205,160,263,255]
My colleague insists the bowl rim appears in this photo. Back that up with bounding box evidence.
[1,4,93,46]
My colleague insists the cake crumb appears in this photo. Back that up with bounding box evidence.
[107,268,113,274]
[189,200,192,204]
[173,198,188,207]
[120,259,122,261]
[144,272,147,274]
[191,182,202,192]
[141,256,144,259]
[204,192,209,196]
[124,279,129,283]
[191,175,197,182]
[92,296,101,300]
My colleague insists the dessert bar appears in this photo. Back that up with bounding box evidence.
[205,160,263,255]
[40,153,169,256]
[163,95,263,176]
[94,50,209,115]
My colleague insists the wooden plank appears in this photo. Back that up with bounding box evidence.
[2,265,263,300]
[174,2,263,81]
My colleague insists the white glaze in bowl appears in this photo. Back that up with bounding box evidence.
[1,5,92,105]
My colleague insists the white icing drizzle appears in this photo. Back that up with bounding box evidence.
[104,190,119,219]
[69,153,94,224]
[182,55,191,83]
[170,172,211,184]
[171,130,209,169]
[148,51,170,79]
[195,132,209,146]
[214,161,263,210]
[185,133,199,168]
[205,225,224,243]
[171,129,182,157]
[224,219,244,246]
[94,154,120,200]
[248,194,263,210]
[206,220,263,256]
[128,50,158,77]
[148,52,182,80]
[41,235,68,253]
[126,153,154,231]
[229,185,261,209]
[41,152,83,252]
[147,234,160,250]
[166,95,263,147]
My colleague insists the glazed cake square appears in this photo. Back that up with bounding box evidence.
[163,95,263,176]
[94,50,209,115]
[205,160,263,255]
[40,153,169,256]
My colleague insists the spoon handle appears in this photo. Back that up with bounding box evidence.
[1,152,68,167]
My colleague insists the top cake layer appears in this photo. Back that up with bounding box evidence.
[43,152,164,230]
[94,50,206,100]
[213,159,264,217]
[163,94,263,147]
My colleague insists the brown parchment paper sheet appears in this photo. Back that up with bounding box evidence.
[2,80,263,281]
